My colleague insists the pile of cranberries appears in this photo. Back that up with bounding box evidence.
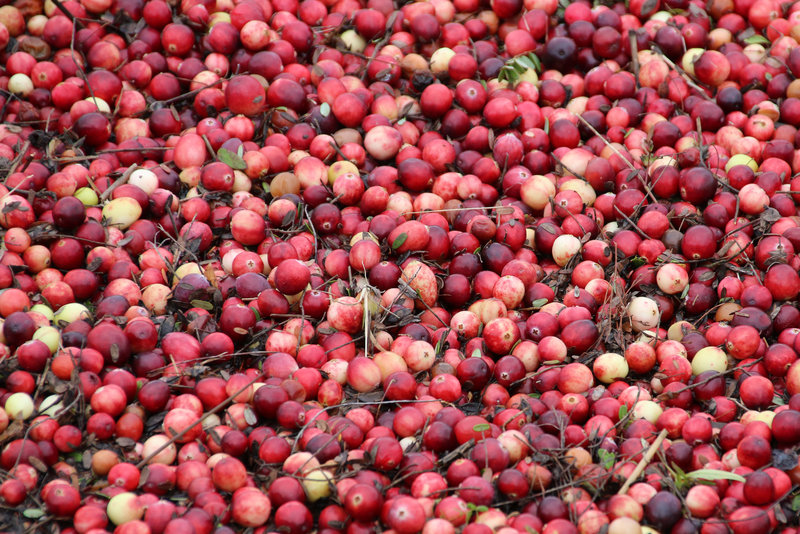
[2,0,800,532]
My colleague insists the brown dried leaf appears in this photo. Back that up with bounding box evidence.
[28,456,48,473]
[82,450,93,469]
[0,420,24,442]
[18,36,50,60]
[204,264,218,289]
[14,0,43,18]
[116,437,136,448]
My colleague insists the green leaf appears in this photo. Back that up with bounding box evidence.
[473,423,491,432]
[471,349,482,359]
[510,61,528,74]
[475,505,489,513]
[743,34,770,45]
[686,469,745,483]
[23,509,45,519]
[498,67,516,84]
[630,256,646,268]
[434,327,451,354]
[792,494,800,511]
[218,148,247,170]
[190,300,214,311]
[680,283,691,300]
[527,53,542,72]
[516,55,536,71]
[597,449,617,470]
[391,233,408,250]
[531,298,548,308]
[618,405,628,420]
[671,464,686,479]
[504,62,520,76]
[320,102,331,117]
[597,448,616,470]
[543,117,549,134]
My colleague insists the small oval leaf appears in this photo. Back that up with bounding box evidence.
[686,469,745,483]
[190,300,215,311]
[23,509,45,519]
[743,34,770,45]
[516,56,536,71]
[391,233,408,250]
[117,437,136,448]
[244,406,258,426]
[218,147,247,170]
[527,53,542,72]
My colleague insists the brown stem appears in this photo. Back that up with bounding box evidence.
[617,429,668,495]
[99,163,138,202]
[135,371,265,469]
[5,141,31,179]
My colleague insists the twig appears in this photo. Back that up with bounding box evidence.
[98,146,170,154]
[615,208,649,239]
[328,141,350,162]
[575,114,636,172]
[360,12,400,82]
[50,0,85,28]
[551,153,588,182]
[202,134,217,160]
[135,371,264,468]
[659,360,759,398]
[651,47,712,100]
[69,13,92,102]
[617,429,668,495]
[99,164,138,202]
[152,78,225,109]
[5,141,31,178]
[629,31,640,85]
[403,205,514,216]
[360,286,371,360]
[51,146,170,163]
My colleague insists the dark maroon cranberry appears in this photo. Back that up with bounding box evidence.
[645,492,682,531]
[543,37,577,70]
[717,86,743,112]
[456,357,490,392]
